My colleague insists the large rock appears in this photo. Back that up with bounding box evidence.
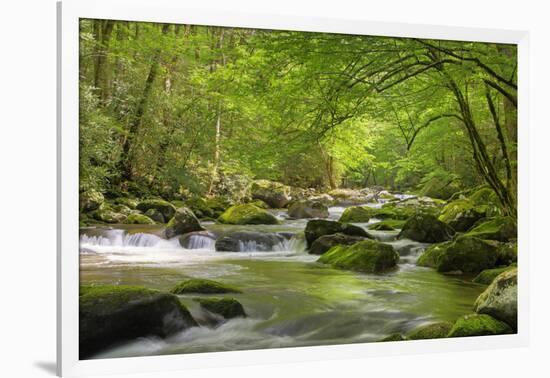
[318,240,399,273]
[79,285,197,359]
[496,242,517,265]
[465,216,517,242]
[328,188,375,205]
[339,206,373,222]
[178,231,217,249]
[408,322,453,340]
[438,199,487,232]
[308,193,335,206]
[136,199,177,220]
[80,189,104,212]
[90,205,127,224]
[194,297,246,319]
[123,213,156,225]
[447,314,513,337]
[250,179,291,208]
[473,265,516,285]
[217,204,279,225]
[474,268,517,330]
[144,208,165,223]
[288,200,329,219]
[339,205,418,223]
[309,233,366,255]
[368,219,405,231]
[417,236,498,274]
[164,207,204,238]
[215,231,289,252]
[304,219,370,246]
[398,213,455,243]
[170,278,241,294]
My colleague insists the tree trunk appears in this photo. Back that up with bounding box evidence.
[93,20,115,104]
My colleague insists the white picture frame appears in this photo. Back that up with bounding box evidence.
[57,0,530,376]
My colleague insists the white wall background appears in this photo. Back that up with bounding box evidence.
[1,0,548,377]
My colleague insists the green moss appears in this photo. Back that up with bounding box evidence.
[447,314,513,337]
[339,206,373,222]
[379,333,408,342]
[124,213,156,225]
[465,216,517,242]
[408,322,453,340]
[398,213,455,243]
[437,199,487,232]
[368,219,405,231]
[304,219,369,246]
[194,297,246,318]
[113,197,139,209]
[170,278,242,294]
[417,236,498,274]
[247,199,269,209]
[473,266,516,285]
[318,240,399,273]
[136,199,176,220]
[474,268,518,330]
[218,204,279,225]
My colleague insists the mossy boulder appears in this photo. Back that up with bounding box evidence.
[465,216,517,242]
[194,297,246,319]
[496,242,517,265]
[165,207,204,238]
[136,199,176,220]
[123,213,156,225]
[113,197,139,209]
[417,236,498,274]
[144,208,165,223]
[90,205,127,224]
[339,206,373,222]
[79,285,197,359]
[398,213,455,243]
[469,187,502,216]
[474,268,517,330]
[380,333,408,342]
[304,219,369,246]
[438,199,487,232]
[80,189,105,212]
[473,266,516,285]
[218,204,279,225]
[447,314,513,337]
[247,199,270,209]
[318,240,399,273]
[170,278,241,294]
[328,188,375,205]
[408,322,453,340]
[184,197,215,219]
[288,200,329,219]
[368,219,405,231]
[251,179,291,208]
[309,233,366,255]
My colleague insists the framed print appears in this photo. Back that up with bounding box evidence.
[57,0,529,376]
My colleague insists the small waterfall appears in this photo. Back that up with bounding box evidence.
[185,234,216,250]
[79,230,180,251]
[273,234,306,253]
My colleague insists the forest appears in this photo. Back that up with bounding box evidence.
[78,19,518,359]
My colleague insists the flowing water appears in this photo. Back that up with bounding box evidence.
[79,199,484,359]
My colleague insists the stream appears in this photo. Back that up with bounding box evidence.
[79,197,484,358]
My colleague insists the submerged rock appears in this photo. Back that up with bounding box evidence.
[123,213,156,225]
[417,236,498,274]
[215,231,289,252]
[474,268,517,330]
[318,240,399,273]
[304,219,369,246]
[447,314,513,337]
[136,199,177,220]
[170,278,241,294]
[288,200,329,219]
[398,213,455,243]
[79,285,197,359]
[408,322,453,340]
[251,179,291,208]
[309,233,366,255]
[80,189,104,212]
[165,207,204,238]
[465,216,517,242]
[194,297,246,319]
